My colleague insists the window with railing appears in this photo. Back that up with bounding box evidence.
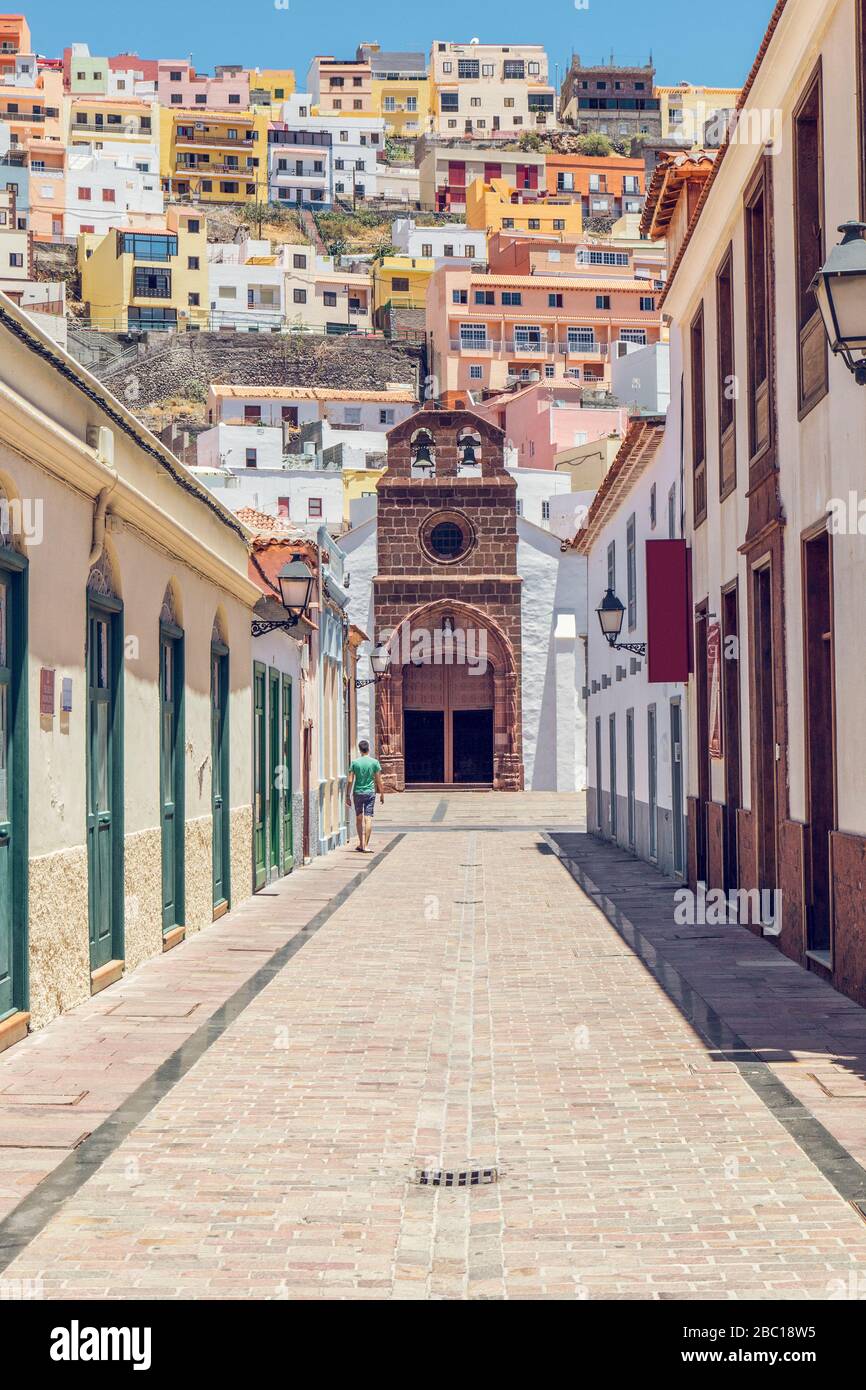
[459,323,488,349]
[134,268,172,298]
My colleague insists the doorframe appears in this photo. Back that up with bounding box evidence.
[801,519,837,959]
[253,661,267,890]
[281,673,294,873]
[159,617,184,934]
[87,589,124,969]
[211,637,230,918]
[720,579,742,892]
[0,545,27,1019]
[670,696,685,878]
[268,666,281,878]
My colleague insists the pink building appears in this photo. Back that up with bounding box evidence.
[156,61,249,110]
[427,263,663,403]
[475,381,630,470]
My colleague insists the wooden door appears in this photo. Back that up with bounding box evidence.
[87,601,121,970]
[721,586,741,891]
[253,662,266,889]
[281,675,293,873]
[268,668,281,876]
[753,565,778,890]
[160,625,184,932]
[802,532,835,954]
[0,562,25,1019]
[211,644,230,913]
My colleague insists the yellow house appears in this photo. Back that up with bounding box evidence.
[78,206,208,331]
[342,465,386,522]
[372,254,434,314]
[159,107,269,203]
[68,95,157,146]
[248,68,296,110]
[656,83,741,145]
[370,75,432,137]
[465,177,583,237]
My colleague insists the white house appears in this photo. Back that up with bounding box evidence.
[277,95,387,201]
[64,142,163,237]
[575,414,688,878]
[392,216,487,267]
[207,238,284,330]
[206,385,417,432]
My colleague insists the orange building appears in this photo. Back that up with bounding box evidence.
[544,153,646,221]
[0,14,29,80]
[485,229,665,284]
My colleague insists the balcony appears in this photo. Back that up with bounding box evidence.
[133,275,172,299]
[271,166,327,182]
[507,338,555,356]
[72,121,150,136]
[177,161,256,175]
[176,131,254,148]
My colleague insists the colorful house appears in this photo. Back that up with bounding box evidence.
[357,45,430,137]
[465,176,582,237]
[160,106,269,203]
[79,205,208,330]
[372,254,434,315]
[427,262,663,400]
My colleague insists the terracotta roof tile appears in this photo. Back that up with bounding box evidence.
[573,416,666,552]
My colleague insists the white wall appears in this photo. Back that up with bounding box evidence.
[518,518,587,791]
[583,403,687,874]
[611,341,671,415]
[392,218,487,266]
[510,465,571,530]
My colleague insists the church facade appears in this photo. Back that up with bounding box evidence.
[342,405,587,792]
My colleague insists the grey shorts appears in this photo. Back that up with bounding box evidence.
[353,791,376,816]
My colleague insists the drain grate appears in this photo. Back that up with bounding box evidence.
[415,1167,498,1187]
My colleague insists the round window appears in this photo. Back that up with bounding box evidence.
[419,510,476,565]
[428,521,464,558]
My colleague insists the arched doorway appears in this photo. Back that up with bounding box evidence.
[404,660,495,785]
[375,600,523,791]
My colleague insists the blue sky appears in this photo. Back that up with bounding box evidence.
[23,0,772,90]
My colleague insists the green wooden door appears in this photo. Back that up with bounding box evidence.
[268,668,280,877]
[87,608,115,970]
[211,644,230,911]
[0,565,25,1019]
[253,662,266,890]
[160,626,184,932]
[281,675,293,873]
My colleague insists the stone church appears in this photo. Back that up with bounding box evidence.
[342,405,587,792]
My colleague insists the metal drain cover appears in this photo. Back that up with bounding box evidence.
[415,1168,498,1187]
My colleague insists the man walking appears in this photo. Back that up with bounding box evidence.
[346,739,385,853]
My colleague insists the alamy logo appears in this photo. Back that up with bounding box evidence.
[50,1321,152,1371]
[0,497,42,546]
[674,885,782,936]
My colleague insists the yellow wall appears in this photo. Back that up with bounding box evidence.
[465,177,582,236]
[249,69,296,109]
[79,206,208,330]
[160,107,270,202]
[342,466,386,520]
[372,255,434,312]
[656,85,741,142]
[371,76,431,136]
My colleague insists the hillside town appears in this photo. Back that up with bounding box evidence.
[0,0,865,1332]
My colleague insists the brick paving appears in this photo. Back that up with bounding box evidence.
[2,804,866,1299]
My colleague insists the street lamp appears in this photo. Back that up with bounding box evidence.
[251,553,314,636]
[596,588,646,657]
[811,221,866,384]
[355,644,392,689]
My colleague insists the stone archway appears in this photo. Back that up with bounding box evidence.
[375,599,523,791]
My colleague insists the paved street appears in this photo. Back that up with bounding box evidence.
[2,795,866,1299]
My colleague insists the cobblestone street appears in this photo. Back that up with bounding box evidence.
[2,796,866,1300]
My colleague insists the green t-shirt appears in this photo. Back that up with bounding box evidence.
[350,755,381,795]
